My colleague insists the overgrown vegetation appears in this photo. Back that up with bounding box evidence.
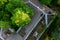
[0,0,34,29]
[39,0,52,5]
[39,0,60,6]
[11,8,31,27]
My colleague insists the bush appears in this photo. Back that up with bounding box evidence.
[0,0,34,29]
[11,8,31,27]
[39,0,52,5]
[57,0,60,5]
[0,21,10,28]
[0,0,7,7]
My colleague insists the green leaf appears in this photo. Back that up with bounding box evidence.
[57,0,60,5]
[39,0,52,5]
[0,21,10,28]
[0,0,7,7]
[5,3,15,12]
[11,8,31,27]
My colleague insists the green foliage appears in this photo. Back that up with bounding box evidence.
[23,5,34,16]
[0,0,7,7]
[39,0,60,6]
[57,0,60,5]
[0,11,10,21]
[39,0,52,5]
[5,3,15,12]
[0,0,34,29]
[5,0,34,16]
[11,8,31,27]
[44,35,54,40]
[0,21,10,28]
[9,0,25,7]
[0,11,4,19]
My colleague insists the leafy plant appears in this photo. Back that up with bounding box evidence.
[39,0,52,5]
[0,0,34,30]
[0,0,7,7]
[5,3,15,12]
[0,21,10,28]
[23,5,34,16]
[11,8,31,27]
[6,0,34,15]
[9,0,25,7]
[0,11,10,21]
[57,0,60,5]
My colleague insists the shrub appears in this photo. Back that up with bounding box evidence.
[11,8,31,27]
[57,0,60,5]
[39,0,52,5]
